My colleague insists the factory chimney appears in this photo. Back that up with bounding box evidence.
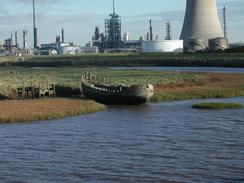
[11,32,13,43]
[113,0,115,14]
[23,30,28,50]
[33,0,38,49]
[61,29,64,43]
[15,31,19,48]
[223,6,227,39]
[165,22,172,40]
[149,19,153,41]
[180,0,224,50]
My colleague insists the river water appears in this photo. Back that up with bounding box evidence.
[0,97,244,183]
[113,67,244,73]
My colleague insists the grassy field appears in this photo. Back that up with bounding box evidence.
[0,98,105,123]
[1,67,244,102]
[1,52,244,67]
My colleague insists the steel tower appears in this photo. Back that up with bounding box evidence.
[33,0,38,49]
[104,0,121,49]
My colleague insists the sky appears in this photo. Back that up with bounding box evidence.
[0,0,243,47]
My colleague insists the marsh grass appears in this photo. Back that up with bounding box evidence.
[192,102,243,110]
[0,98,105,123]
[151,87,244,102]
[1,52,244,67]
[1,67,244,103]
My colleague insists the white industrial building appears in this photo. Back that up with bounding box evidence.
[123,32,129,42]
[141,40,183,53]
[59,46,81,55]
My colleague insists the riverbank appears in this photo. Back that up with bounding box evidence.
[0,98,106,123]
[1,52,244,67]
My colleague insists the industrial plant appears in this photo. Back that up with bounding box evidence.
[92,0,123,52]
[0,0,239,56]
[90,0,232,53]
[141,20,183,53]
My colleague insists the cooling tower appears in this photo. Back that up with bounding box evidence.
[180,0,224,51]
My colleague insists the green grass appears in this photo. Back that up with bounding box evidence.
[1,52,244,67]
[192,102,244,110]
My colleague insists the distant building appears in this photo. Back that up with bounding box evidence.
[123,40,142,51]
[59,46,81,55]
[39,48,58,55]
[41,42,79,55]
[123,32,129,42]
[81,43,99,54]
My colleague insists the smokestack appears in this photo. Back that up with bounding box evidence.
[33,0,38,48]
[11,32,13,42]
[223,6,227,39]
[146,32,150,41]
[15,31,19,48]
[113,0,115,14]
[34,28,38,48]
[23,30,28,50]
[61,29,64,43]
[165,22,172,40]
[149,19,153,41]
[56,36,61,44]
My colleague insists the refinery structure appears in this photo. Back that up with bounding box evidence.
[104,0,122,49]
[92,1,183,53]
[0,0,234,56]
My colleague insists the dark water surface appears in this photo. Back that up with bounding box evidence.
[1,98,244,183]
[113,67,244,73]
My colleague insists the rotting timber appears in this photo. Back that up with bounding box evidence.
[17,84,56,100]
[81,73,154,105]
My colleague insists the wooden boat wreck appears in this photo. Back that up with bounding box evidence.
[81,73,154,105]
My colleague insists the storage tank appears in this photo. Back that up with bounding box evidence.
[208,37,228,51]
[142,40,183,53]
[60,46,81,55]
[186,37,206,52]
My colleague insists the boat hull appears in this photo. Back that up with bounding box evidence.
[82,83,148,105]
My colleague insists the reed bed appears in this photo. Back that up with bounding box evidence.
[192,102,243,110]
[151,73,244,102]
[0,98,105,123]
